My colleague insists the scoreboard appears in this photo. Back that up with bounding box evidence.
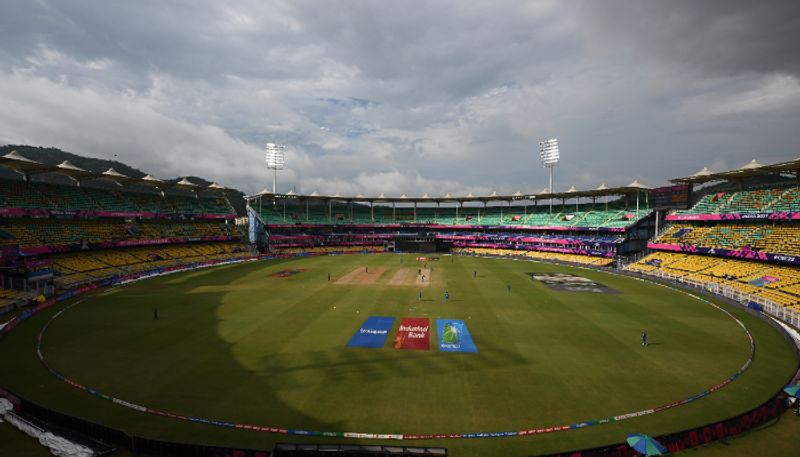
[653,184,691,210]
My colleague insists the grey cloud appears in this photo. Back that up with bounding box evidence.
[578,0,800,78]
[0,1,798,198]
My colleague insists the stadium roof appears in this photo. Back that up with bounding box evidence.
[206,182,228,192]
[164,177,200,189]
[0,150,53,174]
[96,167,137,185]
[139,174,165,187]
[249,181,651,204]
[0,150,229,193]
[670,157,800,184]
[55,160,95,179]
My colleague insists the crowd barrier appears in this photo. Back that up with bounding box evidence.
[631,269,800,329]
[272,443,447,456]
[534,397,786,457]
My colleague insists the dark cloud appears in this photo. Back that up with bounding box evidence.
[0,1,798,196]
[579,0,800,78]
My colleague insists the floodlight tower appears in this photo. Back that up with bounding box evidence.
[265,143,286,195]
[539,138,560,213]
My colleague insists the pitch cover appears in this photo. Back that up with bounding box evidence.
[393,317,430,350]
[436,319,478,352]
[346,316,395,348]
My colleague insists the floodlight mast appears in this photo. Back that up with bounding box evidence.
[265,143,286,195]
[539,138,560,213]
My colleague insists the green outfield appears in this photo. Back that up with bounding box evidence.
[0,254,797,457]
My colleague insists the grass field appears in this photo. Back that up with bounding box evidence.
[0,253,797,457]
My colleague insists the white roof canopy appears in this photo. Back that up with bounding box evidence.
[0,151,232,192]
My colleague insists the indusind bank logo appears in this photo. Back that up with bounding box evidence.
[397,324,429,338]
[394,318,431,350]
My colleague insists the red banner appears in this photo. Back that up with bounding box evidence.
[393,317,430,350]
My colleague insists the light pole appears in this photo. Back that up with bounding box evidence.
[265,143,286,195]
[539,138,560,213]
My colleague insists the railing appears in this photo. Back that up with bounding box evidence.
[630,269,800,328]
[647,220,671,244]
[615,250,649,270]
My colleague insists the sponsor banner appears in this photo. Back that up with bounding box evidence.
[18,235,238,256]
[0,206,235,221]
[344,432,404,440]
[666,211,800,221]
[393,317,430,350]
[0,207,27,217]
[346,316,395,348]
[197,213,235,219]
[453,242,615,258]
[647,243,800,266]
[436,319,478,353]
[271,242,384,248]
[438,234,619,248]
[267,223,627,232]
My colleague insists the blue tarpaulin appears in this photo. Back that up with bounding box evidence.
[347,316,395,348]
[436,319,478,353]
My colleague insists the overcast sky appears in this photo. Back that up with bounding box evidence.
[1,1,798,196]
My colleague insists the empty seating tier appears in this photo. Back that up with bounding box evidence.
[0,219,239,248]
[453,247,614,267]
[0,178,235,215]
[50,242,251,289]
[654,223,800,256]
[258,200,649,229]
[676,185,800,215]
[628,252,800,310]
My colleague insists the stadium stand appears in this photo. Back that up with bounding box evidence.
[0,219,237,248]
[654,223,800,255]
[0,176,245,306]
[257,200,649,228]
[674,183,800,215]
[0,178,236,215]
[0,179,51,209]
[453,247,614,267]
[50,242,250,289]
[631,175,800,314]
[628,252,800,310]
[252,185,652,269]
[0,288,38,310]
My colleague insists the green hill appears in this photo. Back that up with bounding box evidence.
[0,145,246,215]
